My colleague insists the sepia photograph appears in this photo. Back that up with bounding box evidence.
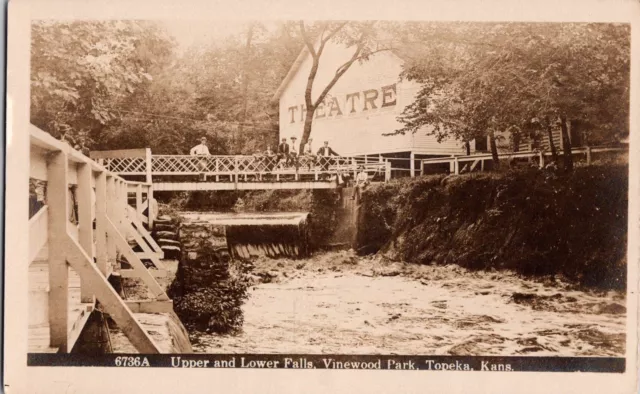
[5,0,640,392]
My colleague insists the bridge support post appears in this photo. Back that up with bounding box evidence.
[77,163,95,303]
[145,148,152,184]
[410,152,415,177]
[95,172,108,276]
[385,160,391,182]
[106,176,117,272]
[136,184,143,218]
[47,151,70,352]
[148,185,155,229]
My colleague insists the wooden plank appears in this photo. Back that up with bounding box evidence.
[126,206,165,260]
[90,149,148,159]
[77,163,94,303]
[106,176,117,269]
[64,236,161,353]
[148,185,155,229]
[124,214,166,269]
[145,148,153,183]
[29,205,48,264]
[46,152,69,351]
[120,268,167,279]
[136,184,143,216]
[106,218,169,301]
[125,300,174,313]
[67,161,78,185]
[95,172,108,276]
[30,146,49,181]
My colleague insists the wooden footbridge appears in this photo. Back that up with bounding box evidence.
[29,125,172,354]
[90,148,391,192]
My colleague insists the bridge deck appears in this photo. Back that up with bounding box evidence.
[153,180,337,191]
[29,247,95,353]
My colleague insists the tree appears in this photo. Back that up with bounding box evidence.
[296,21,392,154]
[395,22,630,172]
[31,21,175,148]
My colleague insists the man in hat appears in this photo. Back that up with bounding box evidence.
[317,141,340,174]
[277,137,290,167]
[352,165,369,201]
[190,136,211,181]
[289,136,299,168]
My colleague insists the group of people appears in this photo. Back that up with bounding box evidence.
[269,136,340,170]
[189,136,341,174]
[189,136,371,199]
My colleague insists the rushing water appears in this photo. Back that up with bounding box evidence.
[191,251,626,356]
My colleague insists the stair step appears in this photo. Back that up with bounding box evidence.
[158,238,180,246]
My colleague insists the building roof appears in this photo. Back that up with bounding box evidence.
[271,47,309,104]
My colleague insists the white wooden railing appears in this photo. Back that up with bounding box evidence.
[91,149,391,183]
[29,124,170,354]
[421,146,628,175]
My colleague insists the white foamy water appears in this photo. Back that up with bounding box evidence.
[191,252,626,356]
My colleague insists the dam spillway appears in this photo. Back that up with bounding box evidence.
[180,212,310,259]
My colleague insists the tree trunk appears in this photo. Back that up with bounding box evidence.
[300,107,316,153]
[488,129,500,169]
[559,115,573,172]
[545,116,558,163]
[237,24,255,153]
[465,140,471,156]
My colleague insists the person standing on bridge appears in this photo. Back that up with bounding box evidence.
[190,136,211,181]
[317,141,339,177]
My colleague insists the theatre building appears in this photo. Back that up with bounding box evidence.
[273,40,474,177]
[273,40,578,176]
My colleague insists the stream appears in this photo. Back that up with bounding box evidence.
[190,250,626,356]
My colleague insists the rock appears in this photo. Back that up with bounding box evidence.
[161,245,181,260]
[155,231,178,240]
[511,292,537,304]
[154,223,175,232]
[158,238,181,247]
[597,303,626,314]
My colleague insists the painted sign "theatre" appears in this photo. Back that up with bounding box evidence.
[287,84,397,123]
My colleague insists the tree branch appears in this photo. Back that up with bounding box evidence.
[299,21,317,59]
[314,39,365,108]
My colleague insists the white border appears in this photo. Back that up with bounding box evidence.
[6,0,640,393]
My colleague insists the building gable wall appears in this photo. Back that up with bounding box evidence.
[278,42,463,156]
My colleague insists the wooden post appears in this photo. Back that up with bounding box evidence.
[136,184,143,217]
[481,159,485,171]
[215,158,220,182]
[234,157,239,186]
[385,160,391,182]
[47,152,69,351]
[586,146,592,165]
[539,151,545,169]
[106,175,117,270]
[148,185,155,229]
[410,152,415,177]
[145,148,152,184]
[454,157,460,175]
[450,155,455,173]
[77,163,94,303]
[95,172,108,276]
